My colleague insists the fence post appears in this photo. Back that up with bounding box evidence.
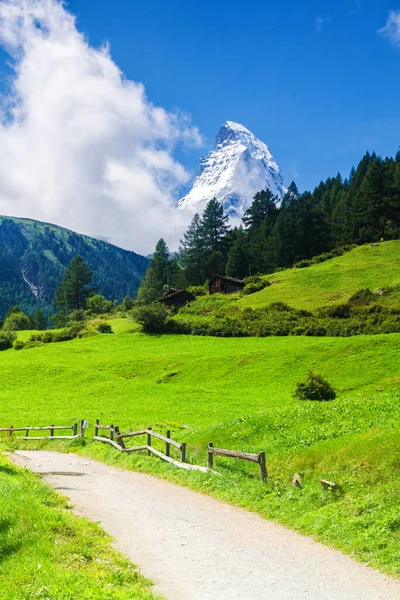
[114,426,125,451]
[25,427,29,438]
[73,422,78,437]
[180,442,187,464]
[258,451,267,482]
[110,424,114,442]
[207,443,214,469]
[166,430,171,457]
[9,425,13,438]
[95,419,99,437]
[147,427,152,455]
[80,420,85,438]
[50,424,54,438]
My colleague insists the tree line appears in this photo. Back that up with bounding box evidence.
[139,150,400,300]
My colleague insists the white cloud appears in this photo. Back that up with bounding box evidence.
[378,11,400,47]
[0,0,202,253]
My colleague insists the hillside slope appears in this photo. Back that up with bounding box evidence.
[0,216,149,318]
[240,241,400,310]
[1,323,400,575]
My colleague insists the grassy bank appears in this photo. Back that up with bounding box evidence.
[0,454,160,599]
[1,323,400,576]
[240,240,400,310]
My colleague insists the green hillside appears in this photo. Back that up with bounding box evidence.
[240,241,400,310]
[1,321,400,575]
[0,216,149,318]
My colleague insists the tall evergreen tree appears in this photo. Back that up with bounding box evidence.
[55,255,95,313]
[179,214,206,286]
[225,227,250,279]
[199,198,230,279]
[137,239,172,303]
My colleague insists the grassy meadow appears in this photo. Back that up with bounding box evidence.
[0,318,400,577]
[240,240,400,310]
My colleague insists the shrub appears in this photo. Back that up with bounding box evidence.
[68,309,87,322]
[187,285,207,297]
[131,303,169,333]
[0,331,16,351]
[2,311,31,331]
[87,294,114,315]
[294,371,336,401]
[97,322,113,334]
[243,282,268,295]
[13,340,26,350]
[293,259,311,269]
[348,289,376,305]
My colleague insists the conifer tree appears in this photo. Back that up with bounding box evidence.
[137,239,171,304]
[179,214,205,286]
[225,227,250,278]
[55,255,95,313]
[199,198,230,280]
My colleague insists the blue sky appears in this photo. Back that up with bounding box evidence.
[0,0,398,252]
[65,0,400,192]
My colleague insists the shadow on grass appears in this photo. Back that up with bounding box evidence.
[0,464,17,476]
[0,518,22,562]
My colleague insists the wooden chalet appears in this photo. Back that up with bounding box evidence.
[158,289,195,308]
[209,275,245,295]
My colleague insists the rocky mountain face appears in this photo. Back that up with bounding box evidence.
[0,216,149,318]
[178,121,286,217]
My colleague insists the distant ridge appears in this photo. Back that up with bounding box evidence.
[0,215,149,318]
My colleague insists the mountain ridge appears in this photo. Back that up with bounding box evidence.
[0,215,149,318]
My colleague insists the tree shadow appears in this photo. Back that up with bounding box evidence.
[0,518,22,562]
[0,464,17,476]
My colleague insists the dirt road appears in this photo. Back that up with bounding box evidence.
[12,451,400,600]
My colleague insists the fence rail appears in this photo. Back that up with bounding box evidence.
[0,421,84,441]
[93,420,206,472]
[207,443,267,482]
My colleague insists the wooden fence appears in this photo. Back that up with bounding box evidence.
[94,420,208,473]
[207,443,267,482]
[0,421,84,440]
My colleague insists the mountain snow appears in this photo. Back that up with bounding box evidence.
[178,121,286,217]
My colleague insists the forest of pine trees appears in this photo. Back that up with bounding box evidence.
[139,150,400,296]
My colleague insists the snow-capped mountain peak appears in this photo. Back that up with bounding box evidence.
[178,121,286,217]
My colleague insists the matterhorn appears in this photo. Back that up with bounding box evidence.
[178,121,286,217]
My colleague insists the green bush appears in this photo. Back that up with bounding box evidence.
[0,331,16,350]
[13,340,26,350]
[294,371,336,401]
[293,259,311,269]
[28,324,84,345]
[97,322,113,334]
[2,311,31,331]
[86,294,114,315]
[187,285,207,297]
[131,303,169,333]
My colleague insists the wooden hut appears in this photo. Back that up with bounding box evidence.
[158,289,195,308]
[209,275,245,295]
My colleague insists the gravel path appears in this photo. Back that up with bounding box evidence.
[12,451,400,600]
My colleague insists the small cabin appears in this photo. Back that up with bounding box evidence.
[158,289,195,308]
[209,275,245,295]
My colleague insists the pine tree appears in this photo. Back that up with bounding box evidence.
[199,198,230,280]
[225,228,250,278]
[55,256,95,313]
[179,214,206,286]
[137,239,171,304]
[243,189,278,229]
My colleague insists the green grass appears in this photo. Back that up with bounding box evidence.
[240,240,400,310]
[1,322,400,577]
[0,454,160,599]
